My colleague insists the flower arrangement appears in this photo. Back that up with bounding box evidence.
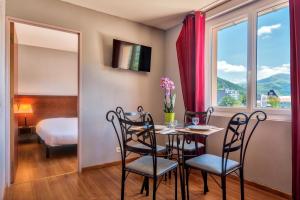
[160,77,176,113]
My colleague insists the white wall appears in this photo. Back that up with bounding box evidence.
[6,0,165,168]
[17,45,78,96]
[165,23,292,194]
[0,0,6,198]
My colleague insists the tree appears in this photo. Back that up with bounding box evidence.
[267,96,280,108]
[219,96,240,107]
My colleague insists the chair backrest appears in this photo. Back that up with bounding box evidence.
[106,109,158,170]
[242,111,267,164]
[116,106,145,121]
[221,111,267,174]
[184,107,214,125]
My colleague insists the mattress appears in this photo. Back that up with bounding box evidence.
[36,117,78,147]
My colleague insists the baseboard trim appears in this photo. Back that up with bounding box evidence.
[82,157,139,172]
[228,175,292,200]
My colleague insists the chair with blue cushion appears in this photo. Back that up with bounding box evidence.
[116,106,169,196]
[184,111,267,200]
[106,110,178,200]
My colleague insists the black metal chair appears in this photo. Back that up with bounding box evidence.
[117,106,168,155]
[116,106,169,196]
[166,107,214,157]
[106,110,178,200]
[184,111,267,200]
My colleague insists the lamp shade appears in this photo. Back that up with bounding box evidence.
[14,104,33,114]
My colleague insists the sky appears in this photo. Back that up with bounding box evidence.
[217,6,290,84]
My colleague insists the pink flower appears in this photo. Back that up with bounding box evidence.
[160,77,175,91]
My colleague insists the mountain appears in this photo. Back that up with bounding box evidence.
[217,77,245,94]
[217,73,290,97]
[257,73,290,96]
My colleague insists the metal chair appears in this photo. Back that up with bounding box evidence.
[184,111,267,200]
[116,106,169,196]
[116,106,167,154]
[106,110,178,200]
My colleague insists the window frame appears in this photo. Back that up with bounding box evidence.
[208,0,291,119]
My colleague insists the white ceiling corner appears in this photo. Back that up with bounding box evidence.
[60,0,228,30]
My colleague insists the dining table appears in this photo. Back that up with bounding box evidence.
[156,125,224,200]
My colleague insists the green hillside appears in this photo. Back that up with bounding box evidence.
[218,73,290,97]
[217,77,245,94]
[257,73,290,96]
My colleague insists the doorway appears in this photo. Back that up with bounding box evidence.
[8,18,81,184]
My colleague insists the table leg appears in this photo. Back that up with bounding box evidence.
[177,135,186,200]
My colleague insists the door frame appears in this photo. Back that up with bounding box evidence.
[5,16,83,184]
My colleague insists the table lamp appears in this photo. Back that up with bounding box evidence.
[14,103,33,127]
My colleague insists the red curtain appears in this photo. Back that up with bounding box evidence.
[290,1,300,199]
[176,11,205,112]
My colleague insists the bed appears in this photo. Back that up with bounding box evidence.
[36,117,78,158]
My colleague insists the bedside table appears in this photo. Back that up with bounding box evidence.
[18,126,37,143]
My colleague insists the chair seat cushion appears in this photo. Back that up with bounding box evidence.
[130,143,166,153]
[127,156,178,177]
[166,140,204,151]
[185,154,240,174]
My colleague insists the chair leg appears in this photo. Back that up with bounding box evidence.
[140,177,146,194]
[201,171,209,194]
[146,177,149,196]
[240,168,245,200]
[121,169,126,200]
[174,169,178,200]
[221,176,227,200]
[185,167,190,200]
[153,176,157,200]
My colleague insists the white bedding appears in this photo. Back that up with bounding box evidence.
[36,118,78,147]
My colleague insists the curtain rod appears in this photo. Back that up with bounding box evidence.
[177,0,255,27]
[179,0,231,25]
[200,0,231,13]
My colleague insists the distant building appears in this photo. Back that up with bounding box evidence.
[225,89,240,100]
[260,94,268,108]
[217,88,240,103]
[259,90,291,109]
[267,89,278,97]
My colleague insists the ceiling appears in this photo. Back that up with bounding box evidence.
[15,22,78,52]
[60,0,228,30]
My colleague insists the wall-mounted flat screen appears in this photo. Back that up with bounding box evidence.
[111,39,151,72]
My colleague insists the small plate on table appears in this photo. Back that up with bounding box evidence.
[187,125,211,131]
[154,125,167,131]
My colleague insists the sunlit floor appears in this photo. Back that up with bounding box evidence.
[6,165,288,200]
[14,142,77,184]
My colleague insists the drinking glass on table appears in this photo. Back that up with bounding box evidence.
[167,120,178,129]
[192,117,199,125]
[172,120,178,128]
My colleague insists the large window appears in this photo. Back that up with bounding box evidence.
[210,1,290,114]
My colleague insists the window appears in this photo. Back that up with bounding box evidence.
[256,6,290,109]
[216,20,248,107]
[210,0,290,115]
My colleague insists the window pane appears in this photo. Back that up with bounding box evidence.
[256,6,290,109]
[217,21,248,107]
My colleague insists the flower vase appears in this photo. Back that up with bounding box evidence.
[165,112,175,124]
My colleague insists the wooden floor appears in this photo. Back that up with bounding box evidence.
[6,165,288,200]
[14,142,77,184]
